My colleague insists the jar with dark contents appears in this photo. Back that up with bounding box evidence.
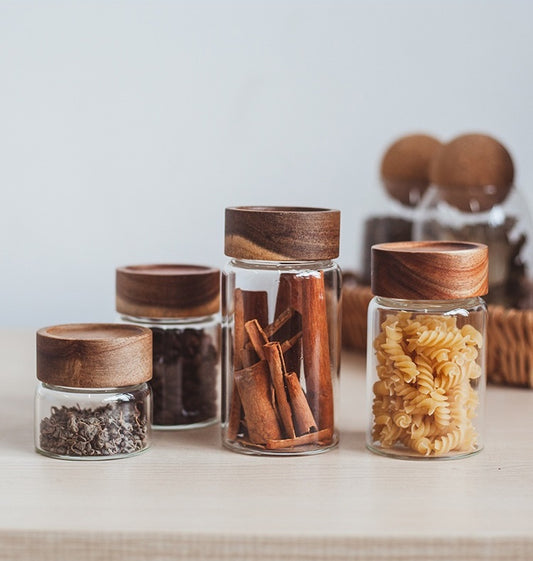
[116,264,220,430]
[35,323,153,460]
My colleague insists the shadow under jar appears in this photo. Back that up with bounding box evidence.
[367,241,488,460]
[222,206,342,456]
[116,264,220,430]
[35,323,153,460]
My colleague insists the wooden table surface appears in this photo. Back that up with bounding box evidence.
[1,329,532,561]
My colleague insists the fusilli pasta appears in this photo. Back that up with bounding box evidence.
[371,311,483,457]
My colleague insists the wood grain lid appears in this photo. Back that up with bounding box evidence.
[116,264,220,319]
[371,241,488,300]
[37,323,152,388]
[225,206,340,261]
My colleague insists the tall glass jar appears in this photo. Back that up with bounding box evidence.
[116,264,220,430]
[222,206,342,455]
[35,323,152,460]
[366,241,488,459]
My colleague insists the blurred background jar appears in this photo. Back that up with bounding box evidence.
[360,133,442,284]
[414,133,533,309]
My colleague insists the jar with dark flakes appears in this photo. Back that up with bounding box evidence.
[35,323,153,460]
[116,264,220,430]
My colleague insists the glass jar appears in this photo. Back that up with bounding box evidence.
[366,241,488,459]
[35,323,152,460]
[222,206,341,455]
[413,132,532,309]
[116,264,220,430]
[414,184,532,309]
[360,133,442,284]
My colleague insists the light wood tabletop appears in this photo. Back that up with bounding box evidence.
[1,329,532,561]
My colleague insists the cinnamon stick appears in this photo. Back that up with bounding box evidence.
[227,289,269,440]
[265,427,333,450]
[233,289,269,370]
[285,371,317,436]
[234,360,281,444]
[264,306,296,339]
[273,275,303,377]
[291,272,334,431]
[263,342,296,439]
[280,331,302,353]
[245,319,268,360]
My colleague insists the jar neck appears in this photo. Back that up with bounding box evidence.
[118,313,219,327]
[374,295,486,312]
[229,258,336,271]
[38,382,149,393]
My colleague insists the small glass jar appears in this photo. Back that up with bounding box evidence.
[222,206,341,455]
[35,323,152,460]
[366,241,488,459]
[116,264,220,430]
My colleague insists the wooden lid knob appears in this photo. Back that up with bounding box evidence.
[371,241,488,300]
[429,133,514,212]
[381,133,442,207]
[37,324,152,388]
[225,206,340,261]
[116,264,220,319]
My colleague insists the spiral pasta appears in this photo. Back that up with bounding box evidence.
[370,311,483,457]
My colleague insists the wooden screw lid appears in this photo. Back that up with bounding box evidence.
[37,323,153,388]
[371,241,489,300]
[225,206,340,261]
[116,264,220,319]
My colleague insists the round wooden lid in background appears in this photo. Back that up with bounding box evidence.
[225,206,340,261]
[429,133,514,212]
[380,133,442,207]
[37,323,152,388]
[371,241,489,300]
[116,264,220,319]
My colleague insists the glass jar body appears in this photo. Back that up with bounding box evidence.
[366,296,486,460]
[414,185,532,308]
[35,382,152,460]
[222,259,341,456]
[119,314,219,430]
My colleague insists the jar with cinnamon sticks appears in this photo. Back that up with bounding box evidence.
[222,206,341,455]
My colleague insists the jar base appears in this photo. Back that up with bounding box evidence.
[223,434,339,457]
[366,442,483,461]
[153,417,217,431]
[35,445,151,461]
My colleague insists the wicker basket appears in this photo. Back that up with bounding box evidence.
[487,305,533,387]
[342,276,533,388]
[341,275,373,352]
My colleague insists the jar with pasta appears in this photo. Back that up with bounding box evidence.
[366,241,488,459]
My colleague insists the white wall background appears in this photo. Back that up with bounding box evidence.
[1,0,532,327]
